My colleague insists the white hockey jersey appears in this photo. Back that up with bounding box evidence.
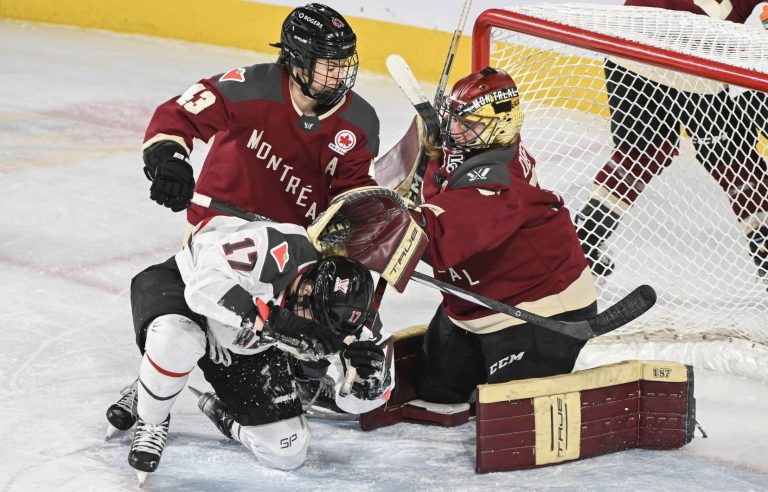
[175,215,394,413]
[175,215,319,356]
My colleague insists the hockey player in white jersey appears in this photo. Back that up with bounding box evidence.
[106,215,393,482]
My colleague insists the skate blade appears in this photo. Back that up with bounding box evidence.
[188,386,203,399]
[136,471,148,488]
[305,407,358,421]
[105,424,120,441]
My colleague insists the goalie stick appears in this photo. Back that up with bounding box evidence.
[410,271,657,341]
[387,0,473,203]
[386,55,438,203]
[386,54,441,147]
[191,193,656,341]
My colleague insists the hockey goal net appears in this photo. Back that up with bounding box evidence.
[473,4,768,378]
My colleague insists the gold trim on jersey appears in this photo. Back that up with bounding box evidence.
[447,267,597,334]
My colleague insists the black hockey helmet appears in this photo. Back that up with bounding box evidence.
[272,3,359,106]
[286,256,374,337]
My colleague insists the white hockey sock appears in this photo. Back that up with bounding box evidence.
[137,314,206,424]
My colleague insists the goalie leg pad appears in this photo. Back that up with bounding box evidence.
[475,360,695,473]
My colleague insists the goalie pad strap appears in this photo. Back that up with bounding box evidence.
[475,360,695,473]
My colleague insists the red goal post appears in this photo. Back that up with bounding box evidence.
[472,7,768,92]
[469,4,768,378]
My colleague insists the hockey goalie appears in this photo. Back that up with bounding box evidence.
[310,66,697,472]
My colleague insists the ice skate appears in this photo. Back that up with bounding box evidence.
[128,415,170,485]
[189,386,235,439]
[105,379,138,440]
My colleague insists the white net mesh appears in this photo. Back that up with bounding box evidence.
[482,4,768,362]
[505,4,768,74]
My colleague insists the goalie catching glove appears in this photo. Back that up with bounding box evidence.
[234,299,342,360]
[307,186,428,292]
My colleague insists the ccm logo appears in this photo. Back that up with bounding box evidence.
[280,433,298,449]
[489,351,524,375]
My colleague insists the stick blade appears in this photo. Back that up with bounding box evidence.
[386,54,429,105]
[589,284,657,336]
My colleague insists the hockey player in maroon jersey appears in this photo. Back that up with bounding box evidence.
[408,68,598,404]
[576,0,768,281]
[141,3,379,228]
[105,216,392,482]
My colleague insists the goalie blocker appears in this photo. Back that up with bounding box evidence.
[360,328,696,473]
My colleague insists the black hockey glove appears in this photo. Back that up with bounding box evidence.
[344,340,391,400]
[143,140,195,212]
[260,302,342,360]
[295,358,331,380]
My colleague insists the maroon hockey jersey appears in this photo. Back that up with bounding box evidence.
[144,63,379,227]
[624,0,762,22]
[419,143,596,334]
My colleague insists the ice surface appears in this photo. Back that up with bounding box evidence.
[1,20,767,491]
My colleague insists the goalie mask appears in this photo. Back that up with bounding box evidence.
[272,3,359,107]
[285,256,374,337]
[439,67,524,152]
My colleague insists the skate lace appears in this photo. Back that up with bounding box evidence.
[116,381,138,415]
[132,420,169,456]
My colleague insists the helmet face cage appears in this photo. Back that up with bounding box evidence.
[439,106,502,152]
[291,52,359,107]
[277,4,359,107]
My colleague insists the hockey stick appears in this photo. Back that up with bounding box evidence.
[191,192,273,222]
[434,0,473,107]
[389,0,472,202]
[410,271,656,341]
[190,193,656,340]
[386,55,440,203]
[339,277,389,397]
[386,55,441,143]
